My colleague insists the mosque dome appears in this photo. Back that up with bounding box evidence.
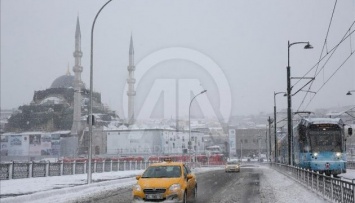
[50,68,85,89]
[51,74,75,89]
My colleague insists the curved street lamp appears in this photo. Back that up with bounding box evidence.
[188,90,207,161]
[346,90,355,95]
[88,0,113,184]
[287,40,313,166]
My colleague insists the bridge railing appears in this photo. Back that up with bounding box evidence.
[0,160,155,180]
[347,161,355,169]
[271,163,355,203]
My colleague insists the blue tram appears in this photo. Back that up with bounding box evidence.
[282,118,350,176]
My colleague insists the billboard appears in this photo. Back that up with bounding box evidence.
[0,135,9,156]
[29,134,41,156]
[41,134,52,155]
[228,129,236,157]
[8,135,23,155]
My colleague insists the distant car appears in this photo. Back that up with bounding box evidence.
[132,160,197,203]
[225,160,240,173]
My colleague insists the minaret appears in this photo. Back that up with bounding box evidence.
[127,35,136,124]
[71,17,83,135]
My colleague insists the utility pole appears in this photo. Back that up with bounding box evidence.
[267,117,273,162]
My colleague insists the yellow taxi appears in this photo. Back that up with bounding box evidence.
[225,160,240,173]
[132,160,197,203]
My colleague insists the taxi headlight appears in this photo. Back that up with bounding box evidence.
[133,184,141,192]
[313,152,318,157]
[169,183,181,192]
[336,152,341,157]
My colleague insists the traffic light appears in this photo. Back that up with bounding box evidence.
[349,128,353,136]
[86,115,95,125]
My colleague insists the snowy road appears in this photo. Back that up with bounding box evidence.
[86,168,262,203]
[4,163,351,202]
[73,164,326,203]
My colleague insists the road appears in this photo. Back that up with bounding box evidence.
[78,164,267,203]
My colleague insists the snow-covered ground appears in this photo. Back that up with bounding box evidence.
[1,165,354,203]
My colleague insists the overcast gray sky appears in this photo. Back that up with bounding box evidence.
[1,0,354,121]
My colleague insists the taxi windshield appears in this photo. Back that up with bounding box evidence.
[142,166,181,178]
[227,161,238,165]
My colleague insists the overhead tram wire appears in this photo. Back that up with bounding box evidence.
[297,36,355,111]
[292,0,338,111]
[304,0,338,93]
[292,0,338,89]
[312,23,355,79]
[296,25,355,111]
[309,0,338,86]
[303,52,355,110]
[294,24,355,112]
[296,1,353,110]
[293,21,355,88]
[316,0,338,69]
[294,27,355,111]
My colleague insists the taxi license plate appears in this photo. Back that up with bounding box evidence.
[146,194,163,200]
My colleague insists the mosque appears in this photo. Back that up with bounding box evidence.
[5,17,122,135]
[1,17,124,159]
[1,17,208,160]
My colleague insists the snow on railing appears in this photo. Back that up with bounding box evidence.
[271,163,355,203]
[0,160,154,180]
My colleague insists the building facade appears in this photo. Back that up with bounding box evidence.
[227,128,268,159]
[105,128,204,156]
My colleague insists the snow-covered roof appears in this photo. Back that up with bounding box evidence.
[40,96,65,105]
[305,117,341,124]
[51,130,71,134]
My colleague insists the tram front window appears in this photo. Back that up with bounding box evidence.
[309,130,342,152]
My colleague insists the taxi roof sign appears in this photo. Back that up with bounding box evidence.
[163,158,172,162]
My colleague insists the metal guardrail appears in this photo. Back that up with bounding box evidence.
[271,163,355,203]
[347,161,355,169]
[0,160,152,180]
[0,160,223,180]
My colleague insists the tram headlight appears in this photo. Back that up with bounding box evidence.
[313,152,318,157]
[335,152,341,157]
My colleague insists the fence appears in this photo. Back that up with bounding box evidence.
[0,160,152,180]
[347,161,355,169]
[272,163,355,203]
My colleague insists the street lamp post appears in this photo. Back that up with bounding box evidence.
[287,40,313,166]
[274,91,286,162]
[188,90,207,162]
[87,0,113,184]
